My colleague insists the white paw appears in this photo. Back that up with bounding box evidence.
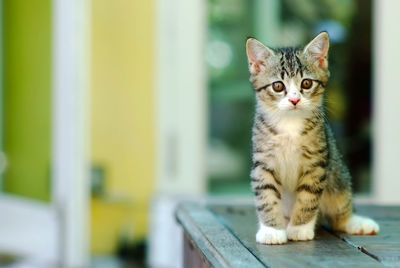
[345,215,380,235]
[287,224,315,241]
[287,217,316,241]
[256,224,287,245]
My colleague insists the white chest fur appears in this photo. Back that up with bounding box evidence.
[269,115,305,192]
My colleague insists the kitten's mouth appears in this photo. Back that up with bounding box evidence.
[288,106,305,112]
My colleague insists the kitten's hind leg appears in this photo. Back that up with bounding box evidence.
[320,190,379,235]
[342,214,379,235]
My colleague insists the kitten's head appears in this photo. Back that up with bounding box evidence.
[246,32,330,116]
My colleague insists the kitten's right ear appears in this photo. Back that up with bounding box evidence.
[246,38,274,75]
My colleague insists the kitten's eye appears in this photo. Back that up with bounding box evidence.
[272,81,285,92]
[301,79,313,89]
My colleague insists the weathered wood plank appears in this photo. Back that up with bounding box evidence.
[175,203,265,268]
[333,205,400,268]
[209,204,383,268]
[354,205,400,221]
[184,232,214,268]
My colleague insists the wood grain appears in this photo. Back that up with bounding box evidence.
[209,204,383,267]
[333,205,400,268]
[176,203,264,268]
[176,202,399,267]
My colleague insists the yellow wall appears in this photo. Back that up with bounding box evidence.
[90,0,154,254]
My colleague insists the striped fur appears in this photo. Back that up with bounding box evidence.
[246,32,379,244]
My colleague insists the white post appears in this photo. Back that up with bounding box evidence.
[155,0,207,195]
[373,0,400,205]
[149,1,206,267]
[52,0,91,266]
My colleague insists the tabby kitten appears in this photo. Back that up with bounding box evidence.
[246,32,379,244]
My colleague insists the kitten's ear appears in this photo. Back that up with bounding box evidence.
[246,38,274,75]
[303,32,329,69]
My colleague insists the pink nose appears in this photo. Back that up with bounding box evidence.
[289,97,300,105]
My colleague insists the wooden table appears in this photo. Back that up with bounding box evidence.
[175,201,400,267]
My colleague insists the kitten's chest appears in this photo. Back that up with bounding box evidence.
[269,118,305,190]
[270,135,302,190]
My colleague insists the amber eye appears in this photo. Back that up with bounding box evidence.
[301,79,313,89]
[272,81,285,92]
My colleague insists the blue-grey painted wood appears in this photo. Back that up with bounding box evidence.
[176,202,400,267]
[337,205,400,268]
[354,205,400,221]
[175,203,265,268]
[209,204,383,268]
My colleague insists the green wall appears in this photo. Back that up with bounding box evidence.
[3,0,51,201]
[0,0,3,189]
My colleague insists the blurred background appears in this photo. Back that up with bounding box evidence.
[0,0,399,267]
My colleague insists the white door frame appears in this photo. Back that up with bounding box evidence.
[52,0,91,266]
[372,0,400,205]
[150,1,206,267]
[155,0,207,195]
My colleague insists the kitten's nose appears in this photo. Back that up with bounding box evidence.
[289,97,300,105]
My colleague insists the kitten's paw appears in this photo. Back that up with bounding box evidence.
[256,224,287,245]
[286,224,315,241]
[344,215,379,235]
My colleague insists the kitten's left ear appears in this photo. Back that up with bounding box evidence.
[303,32,329,69]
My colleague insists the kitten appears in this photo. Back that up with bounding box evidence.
[246,32,379,244]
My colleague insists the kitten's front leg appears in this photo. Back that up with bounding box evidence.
[251,165,287,245]
[287,166,326,241]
